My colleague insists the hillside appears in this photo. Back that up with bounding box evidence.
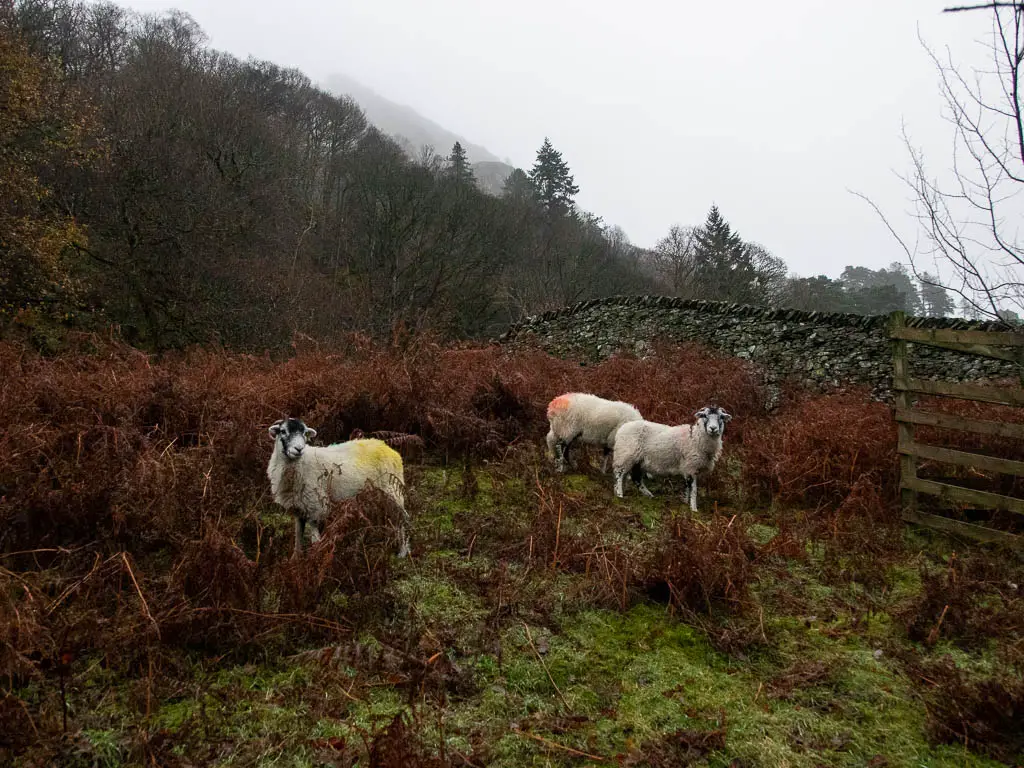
[472,159,515,196]
[325,72,515,194]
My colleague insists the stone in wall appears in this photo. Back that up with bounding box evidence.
[498,296,1022,400]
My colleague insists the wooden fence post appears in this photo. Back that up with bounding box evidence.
[890,311,918,518]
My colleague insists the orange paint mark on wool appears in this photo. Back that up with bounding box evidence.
[547,394,573,419]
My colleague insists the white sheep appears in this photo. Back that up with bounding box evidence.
[267,418,410,557]
[545,392,643,474]
[612,405,732,512]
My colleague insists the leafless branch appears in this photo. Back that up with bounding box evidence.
[944,3,1024,14]
[856,6,1024,325]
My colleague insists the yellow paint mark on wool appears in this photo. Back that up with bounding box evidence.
[349,439,403,474]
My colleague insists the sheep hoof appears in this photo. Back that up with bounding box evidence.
[639,487,654,498]
[397,544,410,558]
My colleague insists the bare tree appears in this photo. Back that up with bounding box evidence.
[652,224,698,296]
[857,3,1024,323]
[3,0,660,348]
[746,243,788,307]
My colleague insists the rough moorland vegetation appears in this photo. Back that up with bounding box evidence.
[1,335,1022,766]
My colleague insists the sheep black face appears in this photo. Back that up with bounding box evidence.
[269,417,318,459]
[693,406,732,437]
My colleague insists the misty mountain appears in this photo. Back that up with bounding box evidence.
[325,73,513,195]
[472,161,517,196]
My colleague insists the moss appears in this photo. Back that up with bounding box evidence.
[152,699,200,731]
[747,522,779,545]
[12,461,1017,768]
[390,571,488,638]
[432,602,1010,767]
[80,729,125,768]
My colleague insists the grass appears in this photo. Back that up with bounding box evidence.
[1,338,1021,766]
[7,456,1020,768]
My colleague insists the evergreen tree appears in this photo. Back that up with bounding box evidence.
[528,137,579,216]
[446,141,475,185]
[784,275,854,312]
[918,272,955,317]
[852,284,911,314]
[839,263,922,314]
[502,168,534,202]
[690,205,757,302]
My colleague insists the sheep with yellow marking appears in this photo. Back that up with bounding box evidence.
[267,418,409,557]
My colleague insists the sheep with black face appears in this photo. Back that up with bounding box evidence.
[611,405,732,511]
[266,418,409,556]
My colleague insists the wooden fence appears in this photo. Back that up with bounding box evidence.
[890,311,1024,547]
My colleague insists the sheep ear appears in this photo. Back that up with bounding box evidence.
[304,427,317,440]
[268,421,283,438]
[721,411,733,422]
[694,408,709,420]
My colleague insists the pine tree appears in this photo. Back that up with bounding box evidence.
[528,137,579,216]
[918,272,955,317]
[839,264,922,314]
[447,141,475,185]
[502,168,534,202]
[691,205,756,302]
[784,276,854,312]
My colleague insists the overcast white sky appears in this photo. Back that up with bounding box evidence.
[116,0,992,279]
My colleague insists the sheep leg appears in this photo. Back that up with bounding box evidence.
[293,516,305,555]
[546,430,559,467]
[689,476,698,512]
[631,465,653,498]
[600,447,612,474]
[564,436,580,471]
[310,523,322,545]
[552,439,569,473]
[397,504,411,558]
[613,468,626,498]
[558,441,570,473]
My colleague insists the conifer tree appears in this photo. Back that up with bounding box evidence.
[528,137,579,216]
[918,273,955,317]
[447,141,475,185]
[691,205,756,302]
[502,168,534,202]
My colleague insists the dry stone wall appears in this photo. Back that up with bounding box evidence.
[498,296,1021,399]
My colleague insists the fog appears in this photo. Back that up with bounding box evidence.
[116,0,993,279]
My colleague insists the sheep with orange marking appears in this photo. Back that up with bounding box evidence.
[545,393,643,474]
[267,418,409,557]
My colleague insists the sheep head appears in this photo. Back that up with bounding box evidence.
[693,406,732,437]
[269,417,318,460]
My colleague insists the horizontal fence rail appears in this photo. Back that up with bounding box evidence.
[894,407,1024,440]
[895,377,1024,408]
